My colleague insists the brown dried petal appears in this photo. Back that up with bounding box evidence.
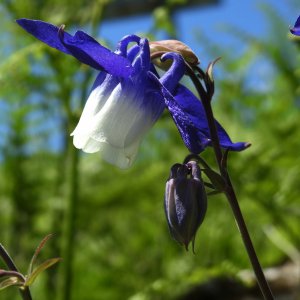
[150,40,199,70]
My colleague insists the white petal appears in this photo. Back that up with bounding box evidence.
[72,79,163,168]
[71,75,116,138]
[100,139,140,169]
[73,133,140,168]
[72,134,101,153]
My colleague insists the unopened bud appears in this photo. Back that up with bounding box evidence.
[150,40,199,70]
[164,161,207,252]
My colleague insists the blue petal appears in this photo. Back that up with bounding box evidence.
[91,72,108,91]
[16,19,133,78]
[116,35,141,56]
[130,38,151,77]
[149,72,249,153]
[16,19,70,53]
[174,84,249,151]
[127,45,140,62]
[159,52,186,93]
[148,72,209,153]
[290,15,300,36]
[60,30,133,77]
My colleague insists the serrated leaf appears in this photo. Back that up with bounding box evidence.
[25,258,61,287]
[0,277,22,291]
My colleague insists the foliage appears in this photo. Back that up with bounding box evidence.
[0,1,299,300]
[0,234,61,292]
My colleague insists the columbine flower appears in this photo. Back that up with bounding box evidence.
[17,19,183,168]
[17,19,248,169]
[164,161,207,251]
[290,15,300,35]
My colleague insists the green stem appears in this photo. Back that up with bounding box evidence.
[186,64,274,299]
[61,145,79,300]
[185,64,223,169]
[224,181,274,300]
[19,289,32,300]
[0,244,32,300]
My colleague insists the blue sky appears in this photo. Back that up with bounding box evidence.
[99,0,298,63]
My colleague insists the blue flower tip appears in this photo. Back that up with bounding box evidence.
[16,18,24,26]
[290,16,300,36]
[290,27,300,36]
[16,18,31,26]
[289,26,295,33]
[244,142,251,149]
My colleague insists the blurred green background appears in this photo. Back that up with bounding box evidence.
[0,0,299,299]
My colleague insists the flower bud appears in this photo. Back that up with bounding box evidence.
[164,161,207,251]
[150,39,199,70]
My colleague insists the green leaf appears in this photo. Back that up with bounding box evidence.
[25,258,61,287]
[0,270,25,282]
[207,190,222,196]
[0,277,23,291]
[263,225,300,262]
[202,168,226,192]
[28,234,54,274]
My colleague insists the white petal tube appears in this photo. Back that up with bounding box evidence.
[71,78,163,169]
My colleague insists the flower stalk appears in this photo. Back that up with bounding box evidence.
[0,244,32,300]
[185,62,274,300]
[61,144,79,300]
